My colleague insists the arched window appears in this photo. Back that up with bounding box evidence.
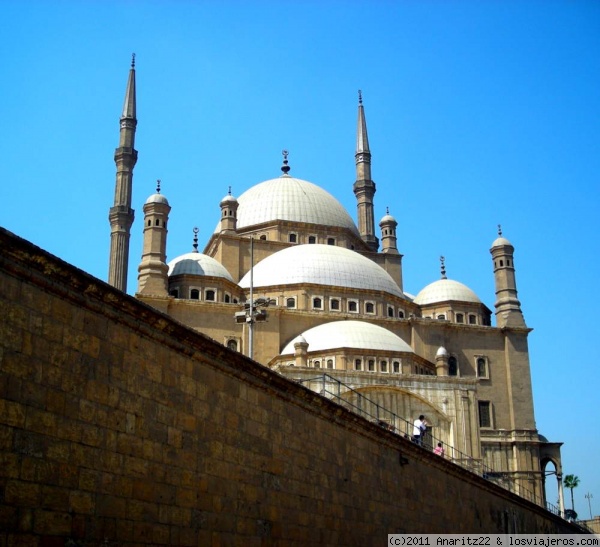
[398,310,405,318]
[368,359,375,372]
[327,237,335,246]
[155,218,160,226]
[326,359,334,369]
[259,234,267,240]
[354,359,362,371]
[205,290,216,301]
[330,299,340,311]
[224,294,231,303]
[147,219,151,226]
[365,302,375,314]
[468,314,477,325]
[348,301,358,312]
[313,360,321,368]
[289,233,297,243]
[286,297,296,309]
[437,314,446,320]
[227,339,238,351]
[393,361,400,373]
[449,356,458,376]
[313,297,322,309]
[308,235,316,244]
[456,313,464,323]
[380,360,387,373]
[190,289,200,300]
[387,306,394,318]
[169,289,179,298]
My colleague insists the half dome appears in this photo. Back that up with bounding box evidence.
[168,252,234,281]
[281,320,413,355]
[239,244,404,298]
[414,279,481,306]
[214,174,359,235]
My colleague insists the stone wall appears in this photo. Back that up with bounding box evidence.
[0,227,579,545]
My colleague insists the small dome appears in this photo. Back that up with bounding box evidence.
[145,193,169,205]
[414,279,481,306]
[293,335,308,346]
[436,346,448,357]
[220,194,238,205]
[379,213,397,224]
[239,244,405,298]
[281,320,413,355]
[168,252,234,281]
[491,236,512,248]
[214,175,359,235]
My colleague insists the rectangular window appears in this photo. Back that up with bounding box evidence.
[354,359,362,371]
[478,401,492,428]
[368,359,375,372]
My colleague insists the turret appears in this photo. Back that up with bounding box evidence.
[108,54,138,292]
[490,225,526,328]
[379,207,398,254]
[137,180,171,296]
[353,91,378,251]
[219,187,239,234]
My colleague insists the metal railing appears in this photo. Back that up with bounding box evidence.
[297,373,563,518]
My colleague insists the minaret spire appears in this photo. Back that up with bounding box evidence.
[108,55,138,292]
[353,90,378,251]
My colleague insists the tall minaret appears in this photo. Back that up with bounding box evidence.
[490,225,526,328]
[108,54,138,292]
[353,90,378,252]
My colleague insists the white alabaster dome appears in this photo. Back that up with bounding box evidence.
[214,174,359,235]
[414,279,481,305]
[436,346,448,357]
[239,244,404,298]
[168,252,234,281]
[281,320,413,355]
[145,193,169,205]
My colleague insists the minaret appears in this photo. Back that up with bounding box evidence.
[137,180,171,296]
[379,207,398,254]
[353,90,378,252]
[490,225,526,328]
[108,54,138,292]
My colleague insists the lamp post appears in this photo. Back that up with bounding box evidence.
[234,236,271,360]
[585,492,593,520]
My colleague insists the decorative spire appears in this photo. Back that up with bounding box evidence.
[228,185,232,196]
[193,227,199,253]
[156,179,161,194]
[498,224,502,236]
[281,149,290,175]
[386,206,389,215]
[356,90,370,155]
[440,256,447,279]
[121,54,137,120]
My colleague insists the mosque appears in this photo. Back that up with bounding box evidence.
[108,58,564,511]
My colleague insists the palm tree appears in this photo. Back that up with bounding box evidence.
[564,474,580,512]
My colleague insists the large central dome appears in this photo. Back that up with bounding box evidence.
[239,244,405,297]
[215,174,359,234]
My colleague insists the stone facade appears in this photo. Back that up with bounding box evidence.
[0,227,580,544]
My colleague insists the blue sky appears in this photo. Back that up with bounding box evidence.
[1,0,599,518]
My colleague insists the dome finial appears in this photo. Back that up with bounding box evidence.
[228,185,232,196]
[192,227,199,252]
[358,89,363,105]
[281,149,291,175]
[131,53,136,69]
[440,256,447,280]
[498,224,502,236]
[156,179,161,194]
[386,206,389,215]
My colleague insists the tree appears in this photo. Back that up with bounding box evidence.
[564,474,580,512]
